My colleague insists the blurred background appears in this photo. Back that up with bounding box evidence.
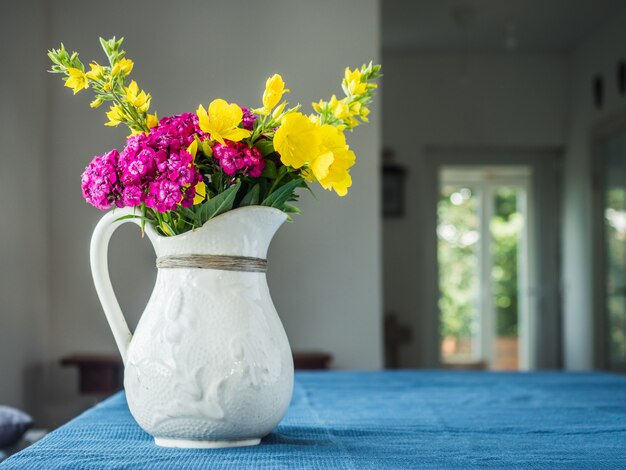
[1,0,626,430]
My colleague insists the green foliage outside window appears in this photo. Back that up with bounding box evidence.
[438,186,521,343]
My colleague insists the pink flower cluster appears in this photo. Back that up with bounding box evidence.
[213,142,265,177]
[81,113,204,212]
[81,149,121,210]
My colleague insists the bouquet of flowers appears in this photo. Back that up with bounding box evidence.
[48,37,381,236]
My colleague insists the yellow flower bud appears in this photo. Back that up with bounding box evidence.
[312,100,325,114]
[201,139,213,157]
[118,58,134,76]
[90,98,103,108]
[271,101,287,120]
[261,74,289,113]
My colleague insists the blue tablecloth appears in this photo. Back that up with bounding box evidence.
[3,371,626,469]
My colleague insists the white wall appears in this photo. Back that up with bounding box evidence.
[563,9,626,370]
[0,1,49,412]
[38,0,381,425]
[382,52,568,367]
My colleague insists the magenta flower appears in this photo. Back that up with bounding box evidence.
[82,113,205,213]
[120,147,155,185]
[147,179,183,212]
[213,141,265,177]
[242,146,265,177]
[241,107,257,131]
[214,143,244,175]
[81,149,120,210]
[122,185,143,207]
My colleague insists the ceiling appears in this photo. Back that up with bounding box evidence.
[383,0,626,53]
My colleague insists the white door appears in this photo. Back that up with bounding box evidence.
[438,166,532,370]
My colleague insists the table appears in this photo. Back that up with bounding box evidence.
[2,371,626,469]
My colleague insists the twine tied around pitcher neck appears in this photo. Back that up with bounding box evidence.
[156,254,268,273]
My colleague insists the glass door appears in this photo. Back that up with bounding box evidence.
[438,167,531,370]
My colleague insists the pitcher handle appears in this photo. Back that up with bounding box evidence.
[90,207,158,364]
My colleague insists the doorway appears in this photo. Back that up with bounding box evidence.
[593,124,626,372]
[438,166,531,370]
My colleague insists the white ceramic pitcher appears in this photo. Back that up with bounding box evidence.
[90,206,294,448]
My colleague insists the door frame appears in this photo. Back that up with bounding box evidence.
[423,146,563,370]
[591,111,626,371]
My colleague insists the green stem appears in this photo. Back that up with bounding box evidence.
[268,171,287,195]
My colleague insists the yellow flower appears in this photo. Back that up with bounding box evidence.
[344,67,367,95]
[112,58,134,76]
[196,99,251,145]
[85,62,104,81]
[330,95,351,120]
[255,74,289,115]
[193,180,207,205]
[187,140,198,158]
[64,67,88,94]
[147,113,158,128]
[308,113,321,125]
[125,80,151,113]
[273,112,321,169]
[310,125,355,197]
[105,104,125,127]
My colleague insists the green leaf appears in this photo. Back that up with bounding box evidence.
[282,203,302,214]
[302,180,317,200]
[255,140,275,157]
[239,184,260,206]
[261,178,303,209]
[199,182,241,223]
[277,164,289,178]
[99,37,110,55]
[260,159,277,179]
[177,206,201,227]
[114,214,150,223]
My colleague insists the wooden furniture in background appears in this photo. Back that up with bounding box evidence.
[292,352,332,370]
[441,360,487,370]
[60,355,123,395]
[384,312,412,368]
[62,351,333,395]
